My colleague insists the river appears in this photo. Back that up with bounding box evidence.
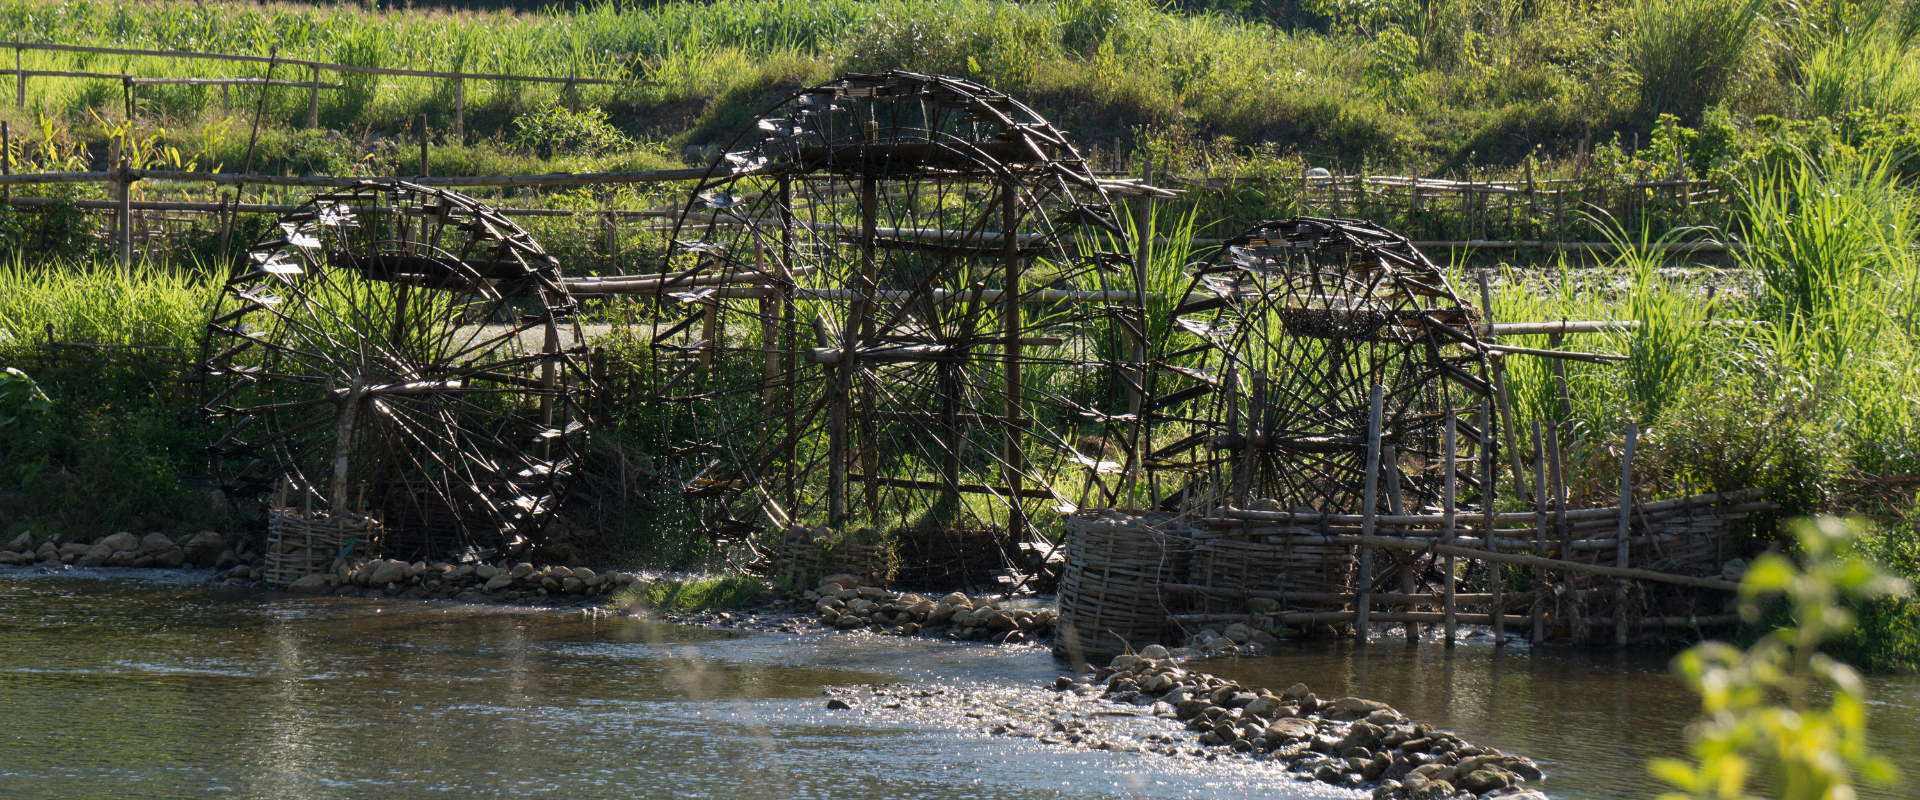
[2,567,1915,799]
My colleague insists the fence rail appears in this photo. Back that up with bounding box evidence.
[2,39,629,135]
[0,164,1736,271]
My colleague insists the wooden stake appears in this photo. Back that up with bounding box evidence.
[1125,161,1154,500]
[1001,181,1026,540]
[306,64,320,128]
[418,114,429,178]
[1531,420,1548,644]
[1481,399,1504,644]
[13,47,22,110]
[115,148,131,276]
[453,76,465,143]
[1383,445,1418,643]
[1443,410,1458,644]
[1615,421,1638,647]
[1354,383,1385,643]
[1478,272,1530,503]
[1548,330,1573,420]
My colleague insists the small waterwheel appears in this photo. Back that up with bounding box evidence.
[647,71,1147,570]
[1147,217,1494,515]
[199,181,592,561]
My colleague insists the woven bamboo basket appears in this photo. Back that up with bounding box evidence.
[773,527,896,588]
[1055,509,1193,662]
[262,509,381,587]
[1186,530,1356,613]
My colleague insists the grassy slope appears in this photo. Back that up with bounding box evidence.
[2,0,1906,171]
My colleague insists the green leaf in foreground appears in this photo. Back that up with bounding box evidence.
[1654,516,1910,800]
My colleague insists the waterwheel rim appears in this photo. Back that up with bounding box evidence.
[649,71,1142,575]
[1151,216,1494,515]
[200,181,591,562]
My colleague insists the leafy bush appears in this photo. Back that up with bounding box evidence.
[509,105,633,158]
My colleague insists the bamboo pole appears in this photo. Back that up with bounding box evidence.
[1354,383,1385,643]
[0,41,626,85]
[1532,421,1548,643]
[1481,399,1504,643]
[1382,445,1417,643]
[1615,421,1639,647]
[1164,585,1499,604]
[1172,611,1740,628]
[1443,410,1458,644]
[1001,180,1026,540]
[306,64,320,129]
[453,77,465,143]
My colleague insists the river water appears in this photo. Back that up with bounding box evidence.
[2,568,1915,799]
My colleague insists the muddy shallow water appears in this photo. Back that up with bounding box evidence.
[1,567,1914,799]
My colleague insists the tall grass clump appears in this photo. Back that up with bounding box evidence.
[1629,0,1765,121]
[1736,150,1920,473]
[0,257,231,542]
[0,259,216,348]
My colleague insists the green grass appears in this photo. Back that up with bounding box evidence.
[0,0,1909,176]
[609,574,768,611]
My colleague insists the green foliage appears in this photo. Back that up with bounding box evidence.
[509,105,633,158]
[1628,0,1765,121]
[0,366,49,426]
[609,575,768,611]
[1651,516,1909,800]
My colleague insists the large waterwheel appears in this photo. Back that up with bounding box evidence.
[649,71,1149,573]
[1147,217,1495,515]
[199,181,592,562]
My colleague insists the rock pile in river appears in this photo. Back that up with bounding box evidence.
[803,574,1056,643]
[0,530,242,570]
[1067,648,1545,799]
[286,558,644,602]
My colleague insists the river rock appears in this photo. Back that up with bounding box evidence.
[1326,696,1393,720]
[484,574,514,592]
[474,564,499,579]
[1456,768,1513,793]
[1339,721,1385,752]
[97,532,140,552]
[138,533,174,554]
[560,576,584,594]
[939,591,972,609]
[1138,644,1170,660]
[153,547,186,569]
[826,698,853,710]
[1243,695,1283,719]
[1223,623,1252,643]
[288,574,329,593]
[36,542,58,561]
[509,562,536,579]
[75,543,111,567]
[819,573,859,590]
[366,560,408,587]
[1264,717,1317,744]
[183,532,226,566]
[7,532,31,551]
[215,549,239,569]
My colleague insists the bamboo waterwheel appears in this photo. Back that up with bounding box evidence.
[649,71,1147,567]
[1147,217,1494,515]
[199,181,592,562]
